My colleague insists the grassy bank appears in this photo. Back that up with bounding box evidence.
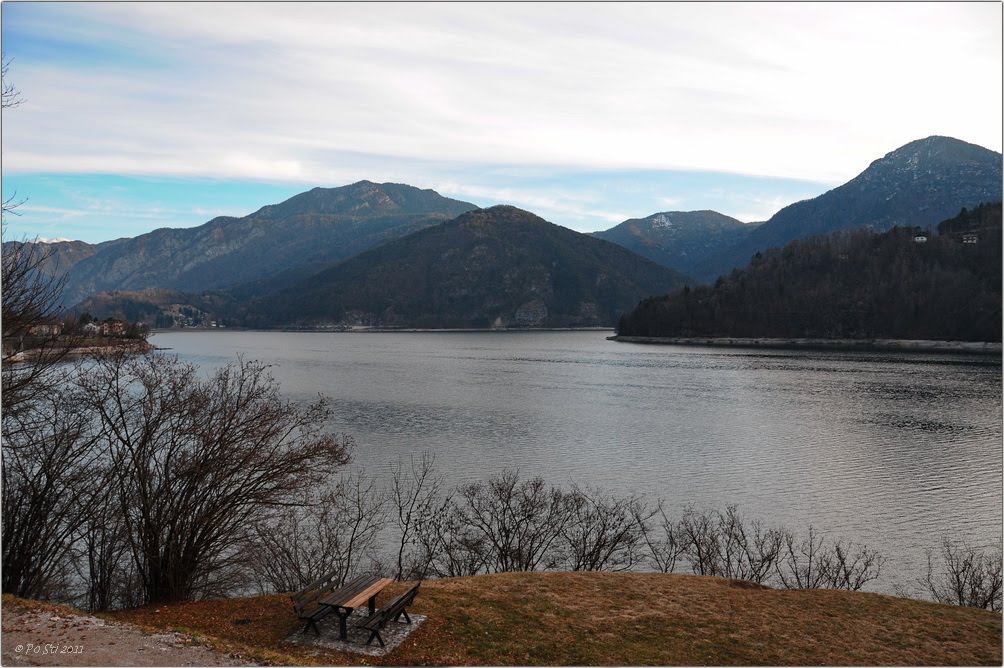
[95,572,1003,666]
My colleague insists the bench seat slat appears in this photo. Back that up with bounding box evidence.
[355,583,421,646]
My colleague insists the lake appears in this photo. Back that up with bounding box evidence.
[152,330,1002,593]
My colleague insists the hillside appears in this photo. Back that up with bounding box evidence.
[91,572,1004,665]
[692,136,1003,281]
[593,210,757,274]
[249,205,693,329]
[60,182,478,306]
[2,239,100,278]
[617,203,1002,342]
[72,288,237,328]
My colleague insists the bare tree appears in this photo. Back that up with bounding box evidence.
[775,528,883,592]
[249,502,335,595]
[2,55,26,217]
[455,470,573,573]
[2,55,22,110]
[558,485,646,572]
[327,470,387,584]
[776,526,829,589]
[676,504,722,576]
[249,472,386,594]
[416,495,487,578]
[74,472,138,611]
[77,352,350,604]
[1,239,72,417]
[921,539,1002,611]
[390,452,444,580]
[676,505,784,584]
[1,384,105,599]
[634,500,684,573]
[825,539,884,591]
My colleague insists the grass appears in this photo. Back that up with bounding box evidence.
[43,573,1004,665]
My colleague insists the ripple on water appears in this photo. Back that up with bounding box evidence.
[151,330,1002,593]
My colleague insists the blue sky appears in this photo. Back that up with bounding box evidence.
[2,3,1001,244]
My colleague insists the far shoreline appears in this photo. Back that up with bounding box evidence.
[150,326,617,334]
[608,335,1003,356]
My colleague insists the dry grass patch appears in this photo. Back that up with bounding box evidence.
[103,572,1001,666]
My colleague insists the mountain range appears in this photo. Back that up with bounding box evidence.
[688,136,1002,281]
[617,202,1002,342]
[247,206,691,329]
[59,181,478,306]
[22,135,1002,331]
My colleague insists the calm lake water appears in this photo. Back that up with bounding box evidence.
[152,330,1002,593]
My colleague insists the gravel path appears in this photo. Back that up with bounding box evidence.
[2,606,251,666]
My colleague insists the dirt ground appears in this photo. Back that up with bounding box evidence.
[1,605,251,666]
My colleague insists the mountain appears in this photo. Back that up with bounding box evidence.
[691,136,1003,281]
[617,202,1002,342]
[60,181,478,306]
[249,205,693,329]
[593,210,758,274]
[2,239,100,278]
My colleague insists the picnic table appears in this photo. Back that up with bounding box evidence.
[319,574,394,641]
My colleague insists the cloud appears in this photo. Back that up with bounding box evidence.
[2,2,999,189]
[1,3,999,243]
[432,182,630,228]
[656,197,684,209]
[16,204,89,220]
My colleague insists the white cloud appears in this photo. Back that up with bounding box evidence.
[2,3,1000,189]
[432,181,630,228]
[655,197,684,209]
[16,204,89,220]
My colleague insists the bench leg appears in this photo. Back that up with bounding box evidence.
[393,609,412,624]
[337,610,349,641]
[366,629,385,647]
[304,618,320,636]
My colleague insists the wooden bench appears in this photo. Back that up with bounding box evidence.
[319,574,393,640]
[356,583,421,647]
[289,569,344,635]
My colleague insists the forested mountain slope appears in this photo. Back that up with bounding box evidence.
[618,202,1002,342]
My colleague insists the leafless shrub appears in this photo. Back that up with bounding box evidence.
[1,385,104,599]
[249,471,386,594]
[76,351,350,604]
[390,452,445,580]
[73,475,139,611]
[455,470,573,573]
[415,494,487,578]
[777,528,884,591]
[676,504,720,576]
[634,501,684,573]
[824,539,885,591]
[558,485,646,572]
[1,238,74,418]
[2,54,23,110]
[327,471,387,583]
[776,526,829,589]
[921,539,1002,611]
[1,55,26,217]
[676,504,785,584]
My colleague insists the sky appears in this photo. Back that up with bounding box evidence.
[1,2,1001,244]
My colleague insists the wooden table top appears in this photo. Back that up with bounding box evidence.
[319,575,394,610]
